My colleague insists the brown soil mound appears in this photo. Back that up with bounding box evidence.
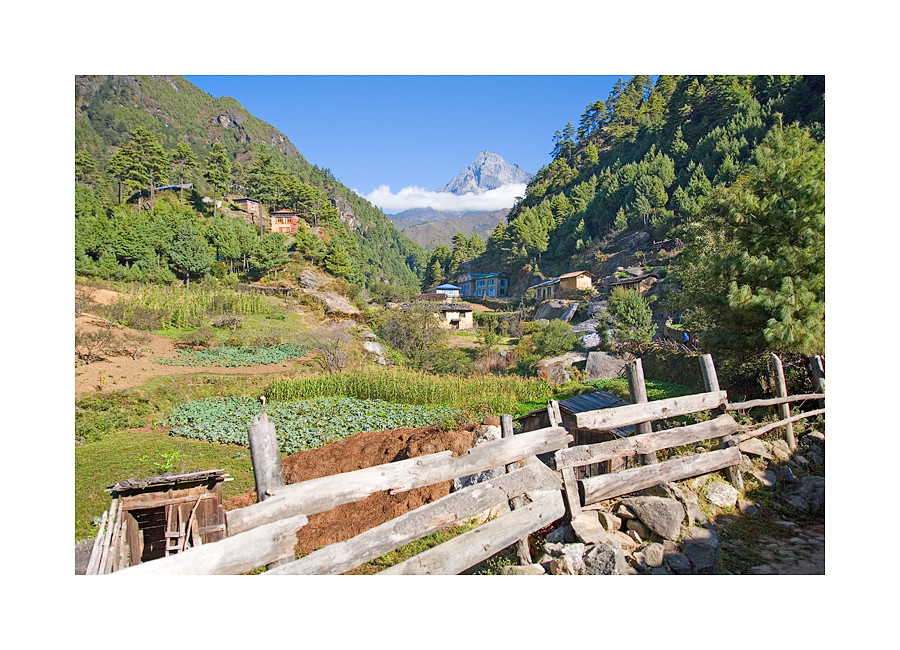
[224,424,478,556]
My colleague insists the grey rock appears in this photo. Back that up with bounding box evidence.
[550,554,577,575]
[703,481,740,508]
[664,552,692,575]
[362,340,386,356]
[738,499,759,516]
[360,331,377,340]
[582,543,627,575]
[620,496,686,540]
[738,438,772,459]
[597,510,621,532]
[572,512,609,545]
[649,566,671,575]
[585,351,628,381]
[545,525,576,545]
[682,527,720,574]
[751,468,778,488]
[771,439,792,462]
[644,542,665,568]
[627,529,644,544]
[579,332,601,349]
[500,564,546,575]
[782,465,797,484]
[626,519,651,540]
[749,564,777,575]
[783,476,825,516]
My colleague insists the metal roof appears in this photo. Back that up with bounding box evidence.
[435,284,461,290]
[518,390,635,438]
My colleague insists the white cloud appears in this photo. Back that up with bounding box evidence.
[359,183,527,214]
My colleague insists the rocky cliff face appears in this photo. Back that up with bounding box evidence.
[439,150,532,195]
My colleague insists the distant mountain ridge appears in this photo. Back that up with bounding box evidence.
[389,151,530,248]
[438,150,532,195]
[399,209,510,250]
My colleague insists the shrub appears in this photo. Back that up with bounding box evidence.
[75,329,116,364]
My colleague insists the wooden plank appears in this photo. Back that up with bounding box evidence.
[112,513,309,575]
[560,467,582,518]
[378,491,566,575]
[85,510,108,575]
[700,354,742,491]
[555,414,741,470]
[102,502,125,574]
[120,489,216,511]
[501,414,531,565]
[736,409,826,442]
[771,353,796,450]
[574,391,727,431]
[267,463,553,575]
[581,447,742,505]
[248,412,284,501]
[727,393,825,411]
[96,498,119,574]
[226,425,572,536]
[627,359,656,465]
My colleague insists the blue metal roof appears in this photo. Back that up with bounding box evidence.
[435,284,461,290]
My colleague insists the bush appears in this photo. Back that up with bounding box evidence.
[75,329,116,364]
[532,320,578,358]
[176,326,215,349]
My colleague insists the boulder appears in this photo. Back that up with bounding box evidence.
[585,351,629,381]
[626,519,651,540]
[643,542,665,568]
[550,554,577,575]
[703,481,740,508]
[572,513,609,545]
[545,525,576,545]
[738,438,772,459]
[620,496,686,540]
[664,552,693,575]
[596,510,621,532]
[362,340,385,357]
[783,476,825,516]
[579,333,601,349]
[582,543,627,575]
[770,439,792,462]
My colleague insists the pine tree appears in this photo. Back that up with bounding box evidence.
[171,142,198,201]
[608,287,657,343]
[673,118,825,354]
[168,220,211,288]
[204,143,231,217]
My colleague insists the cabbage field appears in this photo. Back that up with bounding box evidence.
[157,344,308,367]
[168,396,459,454]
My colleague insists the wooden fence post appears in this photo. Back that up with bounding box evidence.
[248,412,289,569]
[700,354,743,491]
[549,400,583,520]
[808,355,825,410]
[770,353,796,450]
[501,414,532,565]
[626,359,657,465]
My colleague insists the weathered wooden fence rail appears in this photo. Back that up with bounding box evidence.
[101,352,823,576]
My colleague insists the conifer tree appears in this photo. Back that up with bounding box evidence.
[204,142,231,217]
[171,142,198,200]
[673,118,825,354]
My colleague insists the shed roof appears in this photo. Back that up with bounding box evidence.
[558,270,592,279]
[106,469,231,495]
[435,284,461,290]
[518,390,635,438]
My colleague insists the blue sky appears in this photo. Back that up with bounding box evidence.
[185,75,625,214]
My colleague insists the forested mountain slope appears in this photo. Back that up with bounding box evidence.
[475,75,824,276]
[75,75,426,294]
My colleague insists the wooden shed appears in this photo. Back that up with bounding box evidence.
[86,470,231,574]
[517,391,635,478]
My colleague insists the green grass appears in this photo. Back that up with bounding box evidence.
[345,521,481,573]
[156,344,309,367]
[74,428,258,541]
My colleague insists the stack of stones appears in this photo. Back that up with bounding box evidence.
[502,481,721,575]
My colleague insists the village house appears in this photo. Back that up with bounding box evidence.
[234,197,260,216]
[392,301,475,330]
[269,209,302,234]
[456,272,508,298]
[434,283,461,299]
[528,270,594,300]
[604,269,659,294]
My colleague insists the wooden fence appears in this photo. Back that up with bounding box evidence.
[95,353,823,576]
